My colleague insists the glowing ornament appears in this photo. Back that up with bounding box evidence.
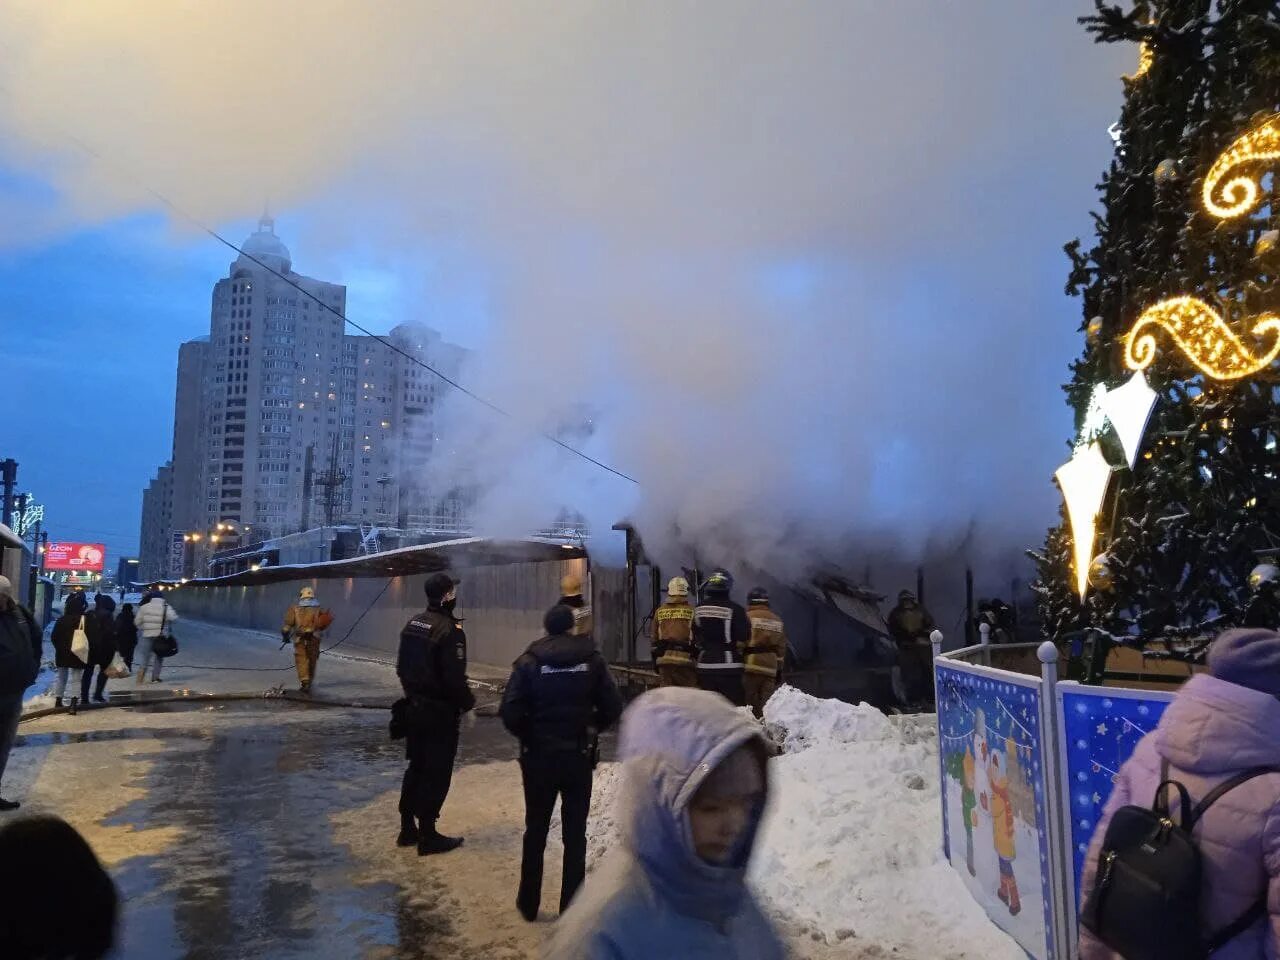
[1122,296,1280,380]
[1088,553,1115,592]
[1055,442,1114,599]
[1086,316,1104,343]
[1250,563,1280,592]
[1255,229,1280,259]
[1154,158,1179,185]
[1202,113,1280,220]
[1124,42,1153,82]
[1099,371,1158,469]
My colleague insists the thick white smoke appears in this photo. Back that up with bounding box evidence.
[0,1,1130,584]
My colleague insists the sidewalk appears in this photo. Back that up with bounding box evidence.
[25,619,511,715]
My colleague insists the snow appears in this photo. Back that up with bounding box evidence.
[583,686,1025,958]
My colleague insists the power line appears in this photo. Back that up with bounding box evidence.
[49,129,639,486]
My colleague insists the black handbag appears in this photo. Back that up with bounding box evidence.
[152,606,179,659]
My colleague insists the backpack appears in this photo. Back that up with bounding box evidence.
[1081,760,1280,960]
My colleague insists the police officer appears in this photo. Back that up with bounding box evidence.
[557,573,594,638]
[693,568,751,706]
[743,587,788,717]
[501,605,622,921]
[652,577,697,687]
[396,572,475,855]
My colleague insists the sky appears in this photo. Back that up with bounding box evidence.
[0,1,1134,592]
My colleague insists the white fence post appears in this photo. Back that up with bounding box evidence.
[1038,641,1072,960]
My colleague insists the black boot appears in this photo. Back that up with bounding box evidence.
[396,817,419,848]
[0,798,19,812]
[418,830,464,856]
[68,697,79,716]
[516,895,538,923]
[54,698,63,709]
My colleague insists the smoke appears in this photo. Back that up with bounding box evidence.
[0,1,1129,582]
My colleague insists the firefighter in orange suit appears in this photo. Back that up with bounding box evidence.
[281,586,333,694]
[652,577,697,687]
[743,587,787,717]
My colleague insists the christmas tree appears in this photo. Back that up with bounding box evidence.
[1033,1,1280,648]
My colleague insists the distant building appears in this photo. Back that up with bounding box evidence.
[144,217,471,576]
[116,556,141,589]
[138,463,173,582]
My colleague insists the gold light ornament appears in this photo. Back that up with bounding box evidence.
[1088,553,1116,592]
[1255,229,1280,259]
[1124,42,1153,81]
[1202,113,1280,219]
[1086,316,1104,343]
[1055,442,1114,599]
[1123,296,1280,380]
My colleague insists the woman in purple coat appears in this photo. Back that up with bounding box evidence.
[1079,628,1280,959]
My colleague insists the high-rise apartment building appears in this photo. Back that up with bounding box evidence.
[141,217,470,577]
[138,462,173,582]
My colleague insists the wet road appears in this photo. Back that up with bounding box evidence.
[16,700,564,960]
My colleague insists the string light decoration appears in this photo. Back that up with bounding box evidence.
[1202,112,1280,219]
[1123,42,1153,82]
[1055,443,1114,599]
[1122,296,1280,380]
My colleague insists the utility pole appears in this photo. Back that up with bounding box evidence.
[312,433,348,561]
[300,444,315,533]
[0,459,17,528]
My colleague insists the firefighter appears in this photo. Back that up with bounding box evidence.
[396,572,475,855]
[280,586,333,694]
[887,589,937,706]
[693,569,750,706]
[558,573,594,638]
[742,588,787,717]
[652,577,697,687]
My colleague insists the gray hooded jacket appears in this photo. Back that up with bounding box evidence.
[546,687,784,960]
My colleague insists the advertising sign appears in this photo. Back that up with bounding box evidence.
[43,542,106,572]
[937,662,1055,959]
[169,532,187,580]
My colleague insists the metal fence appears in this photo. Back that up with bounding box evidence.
[933,636,1174,960]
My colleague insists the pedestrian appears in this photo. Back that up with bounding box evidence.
[692,569,750,706]
[886,589,937,706]
[548,687,784,960]
[115,603,138,670]
[50,592,89,714]
[133,589,178,685]
[501,604,623,921]
[0,815,118,959]
[652,577,697,688]
[280,586,333,695]
[742,588,787,718]
[1079,628,1280,959]
[0,576,42,811]
[80,594,117,705]
[558,572,594,638]
[396,572,475,855]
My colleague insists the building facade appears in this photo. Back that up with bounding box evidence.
[138,462,173,583]
[144,217,471,577]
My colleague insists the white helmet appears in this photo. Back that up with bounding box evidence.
[667,577,690,599]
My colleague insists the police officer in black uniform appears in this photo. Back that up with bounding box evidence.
[500,604,623,921]
[396,571,475,855]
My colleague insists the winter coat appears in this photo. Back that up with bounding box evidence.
[500,631,622,755]
[51,594,90,669]
[692,594,750,675]
[134,599,178,640]
[0,600,43,695]
[115,608,138,662]
[652,600,696,668]
[743,604,787,679]
[1079,673,1280,960]
[558,594,594,638]
[987,752,1016,862]
[85,609,117,667]
[547,688,785,960]
[396,605,475,714]
[887,600,935,648]
[961,747,977,833]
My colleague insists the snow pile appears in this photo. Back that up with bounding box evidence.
[751,686,1023,957]
[580,687,1023,957]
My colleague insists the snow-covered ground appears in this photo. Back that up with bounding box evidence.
[582,686,1025,959]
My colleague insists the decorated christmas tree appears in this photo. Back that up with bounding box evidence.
[1033,0,1280,649]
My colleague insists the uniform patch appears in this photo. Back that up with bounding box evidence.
[656,607,693,622]
[751,619,783,633]
[540,663,590,675]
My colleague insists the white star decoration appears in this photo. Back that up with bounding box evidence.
[1100,370,1159,469]
[1055,442,1115,598]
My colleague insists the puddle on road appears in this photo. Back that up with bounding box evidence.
[81,703,505,960]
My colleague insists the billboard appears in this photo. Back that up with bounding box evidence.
[44,542,106,572]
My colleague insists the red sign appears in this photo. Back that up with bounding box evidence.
[44,542,106,572]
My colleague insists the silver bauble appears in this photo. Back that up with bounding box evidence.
[1154,158,1179,185]
[1249,563,1280,592]
[1088,553,1116,592]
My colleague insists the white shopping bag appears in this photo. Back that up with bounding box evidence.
[105,652,130,679]
[71,617,91,665]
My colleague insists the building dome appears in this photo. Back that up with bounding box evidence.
[237,215,291,273]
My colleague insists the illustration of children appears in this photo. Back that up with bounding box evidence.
[961,739,977,876]
[986,740,1021,916]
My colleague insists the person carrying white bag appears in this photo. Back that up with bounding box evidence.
[50,593,91,715]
